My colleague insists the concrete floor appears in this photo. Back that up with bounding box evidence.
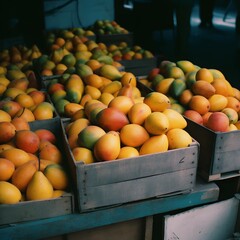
[154,1,240,88]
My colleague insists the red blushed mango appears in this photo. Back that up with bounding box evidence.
[34,129,56,144]
[183,110,203,125]
[96,107,129,131]
[0,122,16,144]
[206,112,229,132]
[0,100,22,118]
[48,82,65,95]
[147,68,160,81]
[14,130,40,154]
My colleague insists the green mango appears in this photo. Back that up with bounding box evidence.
[169,79,186,99]
[151,74,164,89]
[75,64,93,78]
[66,89,82,103]
[64,66,76,74]
[97,55,113,65]
[185,71,197,89]
[54,99,70,116]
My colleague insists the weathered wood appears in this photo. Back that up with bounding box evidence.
[0,179,219,240]
[0,118,75,225]
[62,119,199,211]
[185,118,240,181]
[0,193,74,225]
[163,195,239,240]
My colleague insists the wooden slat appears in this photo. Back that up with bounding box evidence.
[0,179,219,240]
[79,169,196,210]
[185,118,240,181]
[76,143,199,187]
[0,193,74,225]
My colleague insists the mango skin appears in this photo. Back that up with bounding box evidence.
[96,107,129,131]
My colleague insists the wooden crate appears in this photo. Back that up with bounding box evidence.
[66,216,153,240]
[162,194,240,240]
[62,121,199,212]
[184,118,240,182]
[0,118,75,225]
[0,193,74,225]
[119,57,158,76]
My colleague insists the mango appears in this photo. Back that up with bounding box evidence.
[75,64,93,78]
[176,60,196,74]
[94,131,121,161]
[0,181,22,204]
[78,125,106,150]
[139,134,168,155]
[169,79,186,99]
[99,64,122,80]
[191,80,216,98]
[101,80,122,94]
[96,107,129,131]
[154,77,174,95]
[163,108,187,129]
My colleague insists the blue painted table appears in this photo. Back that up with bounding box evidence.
[0,178,219,240]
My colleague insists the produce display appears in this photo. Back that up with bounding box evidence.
[44,63,129,118]
[44,27,96,52]
[0,45,57,121]
[89,20,129,35]
[0,120,70,204]
[0,44,42,68]
[107,43,155,61]
[0,66,56,121]
[33,40,155,77]
[0,45,68,205]
[33,39,123,76]
[33,23,154,77]
[61,66,193,163]
[1,19,240,210]
[139,60,240,132]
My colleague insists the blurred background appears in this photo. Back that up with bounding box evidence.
[0,0,239,87]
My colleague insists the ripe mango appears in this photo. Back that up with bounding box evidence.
[96,107,129,131]
[191,80,216,98]
[94,131,121,161]
[99,64,122,80]
[176,60,196,74]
